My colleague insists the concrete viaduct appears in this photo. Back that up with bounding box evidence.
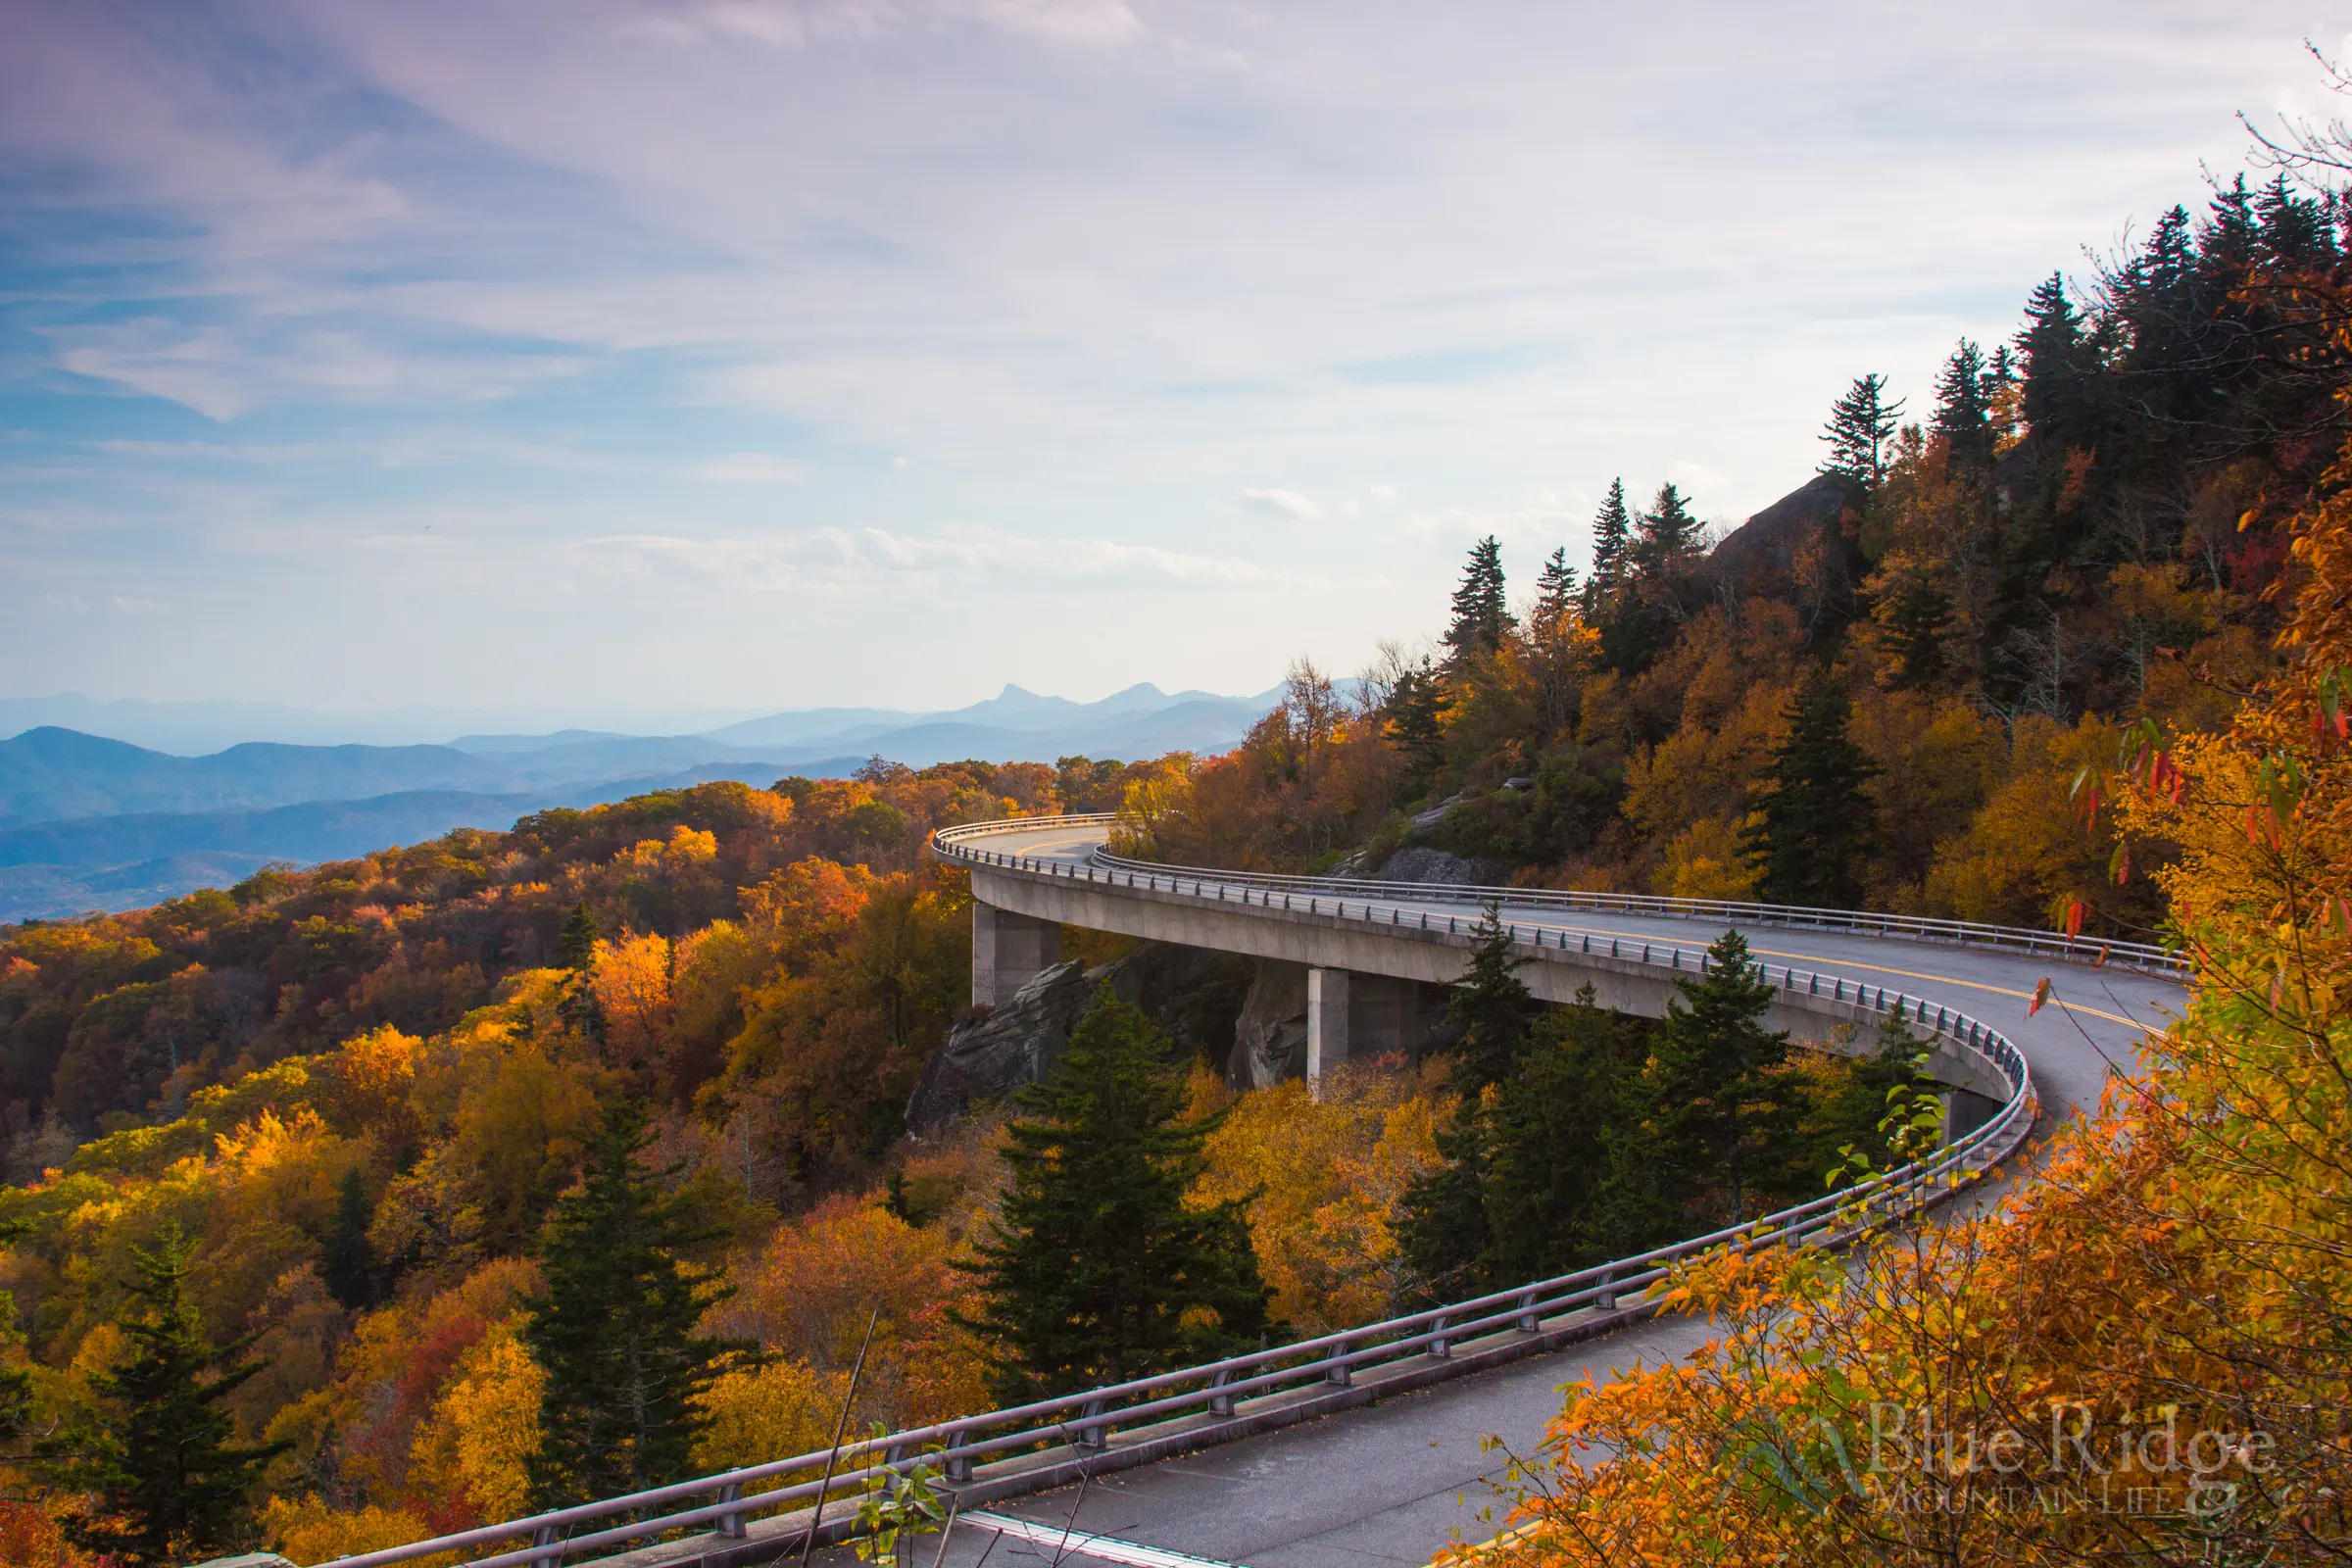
[322,815,2188,1568]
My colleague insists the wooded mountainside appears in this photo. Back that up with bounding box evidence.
[5,165,2351,1568]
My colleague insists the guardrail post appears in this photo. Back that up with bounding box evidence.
[715,1480,746,1540]
[1326,1338,1353,1386]
[1429,1312,1451,1358]
[1077,1398,1109,1450]
[532,1523,562,1568]
[945,1444,974,1483]
[1208,1366,1237,1418]
[1516,1290,1540,1334]
[1593,1271,1615,1312]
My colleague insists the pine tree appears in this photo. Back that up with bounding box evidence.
[1935,339,1995,475]
[559,903,601,971]
[1444,536,1512,665]
[957,986,1271,1403]
[1740,664,1880,908]
[34,1223,286,1568]
[1596,930,1793,1250]
[1396,907,1539,1297]
[1584,479,1633,605]
[1477,989,1644,1284]
[1529,546,1585,740]
[1634,482,1703,569]
[1442,904,1539,1097]
[1382,659,1447,797]
[524,1099,744,1508]
[320,1166,377,1310]
[1530,546,1578,647]
[1819,373,1905,490]
[2017,272,2095,447]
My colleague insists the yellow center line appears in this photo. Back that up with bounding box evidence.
[1521,918,2156,1032]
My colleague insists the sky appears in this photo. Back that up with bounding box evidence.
[4,0,2350,723]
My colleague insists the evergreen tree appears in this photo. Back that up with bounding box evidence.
[1935,338,1995,475]
[1441,905,1540,1097]
[1596,930,1793,1251]
[1819,373,1905,490]
[1584,479,1633,605]
[2016,272,2095,447]
[957,987,1271,1403]
[1529,547,1585,739]
[1382,658,1447,796]
[559,902,601,971]
[1530,546,1578,647]
[1477,989,1644,1284]
[524,1099,743,1508]
[320,1166,377,1310]
[1740,664,1880,908]
[1444,536,1512,665]
[34,1223,286,1568]
[1396,907,1539,1297]
[1633,481,1704,570]
[1867,561,1954,690]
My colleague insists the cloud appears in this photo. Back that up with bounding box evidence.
[696,452,803,484]
[569,526,1301,592]
[1234,488,1322,522]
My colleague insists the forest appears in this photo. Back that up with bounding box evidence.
[4,164,2350,1567]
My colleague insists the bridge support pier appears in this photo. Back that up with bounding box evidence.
[1306,967,1349,1086]
[972,902,1061,1008]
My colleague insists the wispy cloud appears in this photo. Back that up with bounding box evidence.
[1233,488,1322,522]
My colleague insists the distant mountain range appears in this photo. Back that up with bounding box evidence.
[0,681,1284,919]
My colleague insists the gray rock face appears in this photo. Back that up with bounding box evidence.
[1369,842,1501,887]
[906,940,1254,1133]
[1232,958,1309,1089]
[907,959,1093,1133]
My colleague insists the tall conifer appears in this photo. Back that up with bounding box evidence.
[1935,339,1996,475]
[957,988,1270,1403]
[1585,480,1632,603]
[1396,908,1538,1297]
[524,1099,742,1508]
[1445,536,1512,665]
[1596,930,1793,1250]
[1819,373,1905,490]
[1740,664,1879,908]
[34,1223,285,1568]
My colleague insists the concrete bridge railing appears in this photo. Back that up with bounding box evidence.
[316,817,2041,1568]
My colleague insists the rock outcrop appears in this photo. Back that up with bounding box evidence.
[1230,958,1309,1088]
[906,939,1253,1133]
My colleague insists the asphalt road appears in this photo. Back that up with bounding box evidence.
[880,820,2189,1568]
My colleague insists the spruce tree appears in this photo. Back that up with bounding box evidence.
[1584,480,1633,606]
[1530,547,1578,645]
[559,902,601,970]
[1478,989,1644,1284]
[1634,482,1703,569]
[321,1166,377,1310]
[1934,338,1995,475]
[1445,535,1512,665]
[1396,908,1539,1297]
[1441,904,1540,1097]
[2017,273,2095,448]
[524,1099,743,1508]
[1596,930,1793,1250]
[1740,664,1880,908]
[1819,373,1905,491]
[1382,659,1447,796]
[957,987,1271,1403]
[34,1222,286,1568]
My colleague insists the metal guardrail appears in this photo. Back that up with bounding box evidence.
[932,812,2184,978]
[324,816,2040,1568]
